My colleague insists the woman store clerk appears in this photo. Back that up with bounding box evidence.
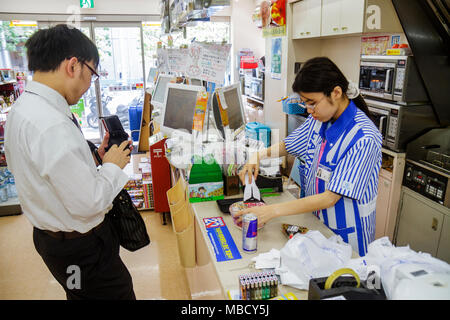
[237,57,382,256]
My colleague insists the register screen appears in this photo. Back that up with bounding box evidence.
[163,88,198,133]
[223,88,244,130]
[153,76,172,104]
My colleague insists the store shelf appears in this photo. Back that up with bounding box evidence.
[0,196,22,216]
[245,95,264,105]
[138,207,154,211]
[0,80,17,86]
[0,196,19,206]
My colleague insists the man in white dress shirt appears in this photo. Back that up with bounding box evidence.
[5,24,135,299]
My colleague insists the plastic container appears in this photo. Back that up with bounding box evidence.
[7,176,17,198]
[245,122,271,148]
[281,93,307,115]
[229,201,265,230]
[188,154,224,203]
[282,100,306,115]
[0,181,8,202]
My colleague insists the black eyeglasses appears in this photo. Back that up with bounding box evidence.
[81,61,99,82]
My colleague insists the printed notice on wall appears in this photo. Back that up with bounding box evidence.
[261,0,286,38]
[271,37,282,80]
[361,36,390,55]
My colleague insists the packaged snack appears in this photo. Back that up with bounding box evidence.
[282,223,308,239]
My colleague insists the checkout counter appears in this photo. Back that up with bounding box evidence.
[146,75,361,300]
[176,184,359,300]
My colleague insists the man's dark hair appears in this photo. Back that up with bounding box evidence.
[25,24,99,72]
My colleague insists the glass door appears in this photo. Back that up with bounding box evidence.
[37,21,101,142]
[93,22,145,142]
[37,21,146,144]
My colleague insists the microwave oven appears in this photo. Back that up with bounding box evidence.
[359,55,428,103]
[365,99,438,152]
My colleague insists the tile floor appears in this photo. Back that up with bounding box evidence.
[0,210,192,300]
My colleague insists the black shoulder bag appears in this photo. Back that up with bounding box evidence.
[84,118,150,252]
[108,189,150,252]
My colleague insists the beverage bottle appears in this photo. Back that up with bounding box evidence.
[0,179,8,202]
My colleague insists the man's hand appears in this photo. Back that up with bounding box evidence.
[98,132,133,161]
[97,132,110,160]
[102,140,131,169]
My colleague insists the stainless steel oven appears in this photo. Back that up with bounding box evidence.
[365,99,438,152]
[394,128,450,263]
[359,55,428,103]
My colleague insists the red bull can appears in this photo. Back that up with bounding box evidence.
[242,213,258,253]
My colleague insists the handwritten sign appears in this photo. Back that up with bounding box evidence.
[186,42,231,85]
[157,43,231,84]
[156,48,169,74]
[167,48,189,74]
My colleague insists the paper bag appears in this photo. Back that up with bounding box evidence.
[174,204,196,268]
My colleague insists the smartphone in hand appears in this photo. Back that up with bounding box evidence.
[100,115,130,152]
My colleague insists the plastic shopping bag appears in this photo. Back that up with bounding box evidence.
[277,231,353,290]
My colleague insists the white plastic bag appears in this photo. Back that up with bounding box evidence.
[251,248,281,269]
[277,230,353,290]
[360,237,450,299]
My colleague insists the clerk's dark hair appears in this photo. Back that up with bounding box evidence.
[292,57,373,123]
[25,24,99,72]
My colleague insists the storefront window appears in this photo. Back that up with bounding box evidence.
[0,20,37,76]
[187,21,230,43]
[170,21,230,48]
[93,25,144,141]
[142,22,161,85]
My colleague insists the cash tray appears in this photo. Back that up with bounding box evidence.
[216,198,243,214]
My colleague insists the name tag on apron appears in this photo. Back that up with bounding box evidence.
[316,164,332,182]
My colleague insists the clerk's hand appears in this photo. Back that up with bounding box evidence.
[102,140,131,169]
[239,154,259,185]
[234,204,277,229]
